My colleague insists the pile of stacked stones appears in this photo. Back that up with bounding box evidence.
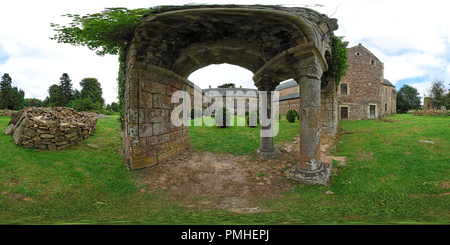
[413,108,447,116]
[4,107,97,150]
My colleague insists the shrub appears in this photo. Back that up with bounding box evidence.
[66,97,102,112]
[215,106,230,128]
[246,108,259,127]
[286,109,297,122]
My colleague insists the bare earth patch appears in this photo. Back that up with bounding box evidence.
[134,135,341,213]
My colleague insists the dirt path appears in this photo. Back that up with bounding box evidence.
[134,135,343,213]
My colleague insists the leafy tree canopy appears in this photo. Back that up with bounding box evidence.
[397,84,421,113]
[51,7,154,56]
[428,79,447,108]
[80,78,105,106]
[218,83,235,88]
[59,73,73,104]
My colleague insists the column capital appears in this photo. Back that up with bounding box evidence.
[255,76,279,92]
[292,54,324,81]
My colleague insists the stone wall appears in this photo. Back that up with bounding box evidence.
[0,109,14,117]
[5,107,97,150]
[320,87,338,139]
[122,63,191,170]
[337,44,397,120]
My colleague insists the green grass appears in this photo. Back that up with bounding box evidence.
[188,115,299,155]
[0,113,449,224]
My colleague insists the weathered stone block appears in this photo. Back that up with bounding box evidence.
[139,123,153,137]
[139,91,153,108]
[23,128,35,137]
[131,157,158,169]
[64,132,77,139]
[150,82,167,95]
[153,94,172,109]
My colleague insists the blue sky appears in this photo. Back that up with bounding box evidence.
[0,0,449,104]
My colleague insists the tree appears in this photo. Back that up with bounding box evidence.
[80,78,105,106]
[0,74,25,110]
[72,89,82,100]
[218,83,235,88]
[428,79,446,108]
[48,84,64,107]
[66,97,101,111]
[51,8,153,56]
[444,83,450,109]
[6,87,24,110]
[59,73,73,105]
[23,98,43,107]
[0,73,12,109]
[110,102,119,112]
[396,84,421,113]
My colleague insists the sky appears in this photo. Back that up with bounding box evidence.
[0,0,449,105]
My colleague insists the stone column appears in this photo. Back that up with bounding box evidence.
[255,77,281,159]
[285,55,331,185]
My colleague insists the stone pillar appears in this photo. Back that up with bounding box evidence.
[255,77,281,159]
[285,55,331,185]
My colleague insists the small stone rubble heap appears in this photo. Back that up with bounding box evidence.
[4,107,97,150]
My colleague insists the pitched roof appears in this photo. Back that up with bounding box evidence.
[274,92,300,102]
[382,79,395,87]
[275,79,298,91]
[348,43,382,62]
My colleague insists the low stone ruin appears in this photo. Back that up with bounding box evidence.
[3,107,97,150]
[412,109,448,116]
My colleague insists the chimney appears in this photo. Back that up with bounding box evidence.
[209,85,211,89]
[240,85,242,88]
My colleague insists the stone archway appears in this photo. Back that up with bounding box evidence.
[122,5,338,185]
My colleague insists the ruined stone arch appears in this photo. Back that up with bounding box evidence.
[122,5,339,185]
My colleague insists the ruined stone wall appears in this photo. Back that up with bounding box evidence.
[423,97,434,110]
[5,107,96,150]
[123,64,191,170]
[338,44,385,120]
[320,87,338,139]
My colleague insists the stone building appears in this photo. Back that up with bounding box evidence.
[274,44,396,120]
[201,86,259,115]
[338,44,396,120]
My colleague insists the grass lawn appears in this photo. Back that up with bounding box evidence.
[188,115,298,155]
[0,113,449,224]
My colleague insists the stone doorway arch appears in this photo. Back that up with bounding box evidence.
[122,5,338,185]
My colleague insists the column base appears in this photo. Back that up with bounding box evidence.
[255,147,282,159]
[285,162,331,186]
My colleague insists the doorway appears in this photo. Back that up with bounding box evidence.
[370,105,376,118]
